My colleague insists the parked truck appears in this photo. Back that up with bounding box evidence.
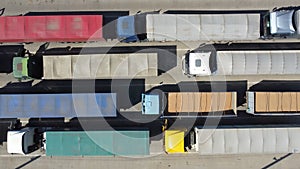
[0,93,117,118]
[13,52,158,80]
[165,127,300,154]
[7,128,149,156]
[142,92,237,117]
[182,44,300,76]
[117,12,261,42]
[247,92,300,115]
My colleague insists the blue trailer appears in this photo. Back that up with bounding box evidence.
[0,93,117,118]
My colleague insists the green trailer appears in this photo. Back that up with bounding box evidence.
[44,130,149,156]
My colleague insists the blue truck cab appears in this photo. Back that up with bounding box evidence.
[117,11,159,42]
[142,94,160,115]
[117,16,139,42]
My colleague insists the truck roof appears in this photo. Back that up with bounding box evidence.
[142,94,160,115]
[164,130,185,153]
[146,14,260,41]
[7,127,35,154]
[0,15,103,42]
[13,57,28,78]
[43,53,158,79]
[187,52,211,75]
[270,10,295,35]
[116,16,137,41]
[195,127,300,155]
[247,92,300,115]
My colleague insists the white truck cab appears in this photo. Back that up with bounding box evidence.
[7,127,37,154]
[182,45,217,77]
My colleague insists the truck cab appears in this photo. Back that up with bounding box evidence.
[13,57,29,80]
[13,55,43,80]
[141,94,160,115]
[182,46,217,77]
[263,6,300,38]
[7,127,38,154]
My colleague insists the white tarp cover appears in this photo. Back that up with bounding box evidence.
[43,53,157,79]
[195,127,300,155]
[216,50,300,75]
[146,14,260,41]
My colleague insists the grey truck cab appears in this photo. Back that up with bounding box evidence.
[263,6,300,38]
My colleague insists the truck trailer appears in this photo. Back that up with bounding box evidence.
[247,92,300,115]
[165,127,300,154]
[0,15,103,42]
[7,129,149,156]
[13,53,158,80]
[0,93,117,118]
[142,92,237,117]
[182,45,300,76]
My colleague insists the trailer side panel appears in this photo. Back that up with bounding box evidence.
[216,50,300,75]
[167,92,236,113]
[45,131,149,156]
[0,93,117,118]
[146,14,260,42]
[250,92,300,114]
[43,53,158,79]
[195,127,300,155]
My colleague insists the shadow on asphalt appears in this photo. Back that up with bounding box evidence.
[261,153,293,169]
[250,80,300,91]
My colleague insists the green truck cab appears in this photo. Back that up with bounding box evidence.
[12,55,43,81]
[13,57,29,80]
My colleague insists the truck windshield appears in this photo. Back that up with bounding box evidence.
[263,14,271,36]
[292,10,298,31]
[185,53,190,74]
[142,94,145,113]
[27,56,43,79]
[135,14,147,40]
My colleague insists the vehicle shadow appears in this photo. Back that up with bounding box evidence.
[261,153,293,169]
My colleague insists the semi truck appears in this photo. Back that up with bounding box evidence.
[0,93,117,118]
[7,128,149,156]
[247,92,300,115]
[117,7,300,42]
[182,44,300,76]
[165,127,300,154]
[117,12,261,42]
[13,52,158,80]
[142,92,237,117]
